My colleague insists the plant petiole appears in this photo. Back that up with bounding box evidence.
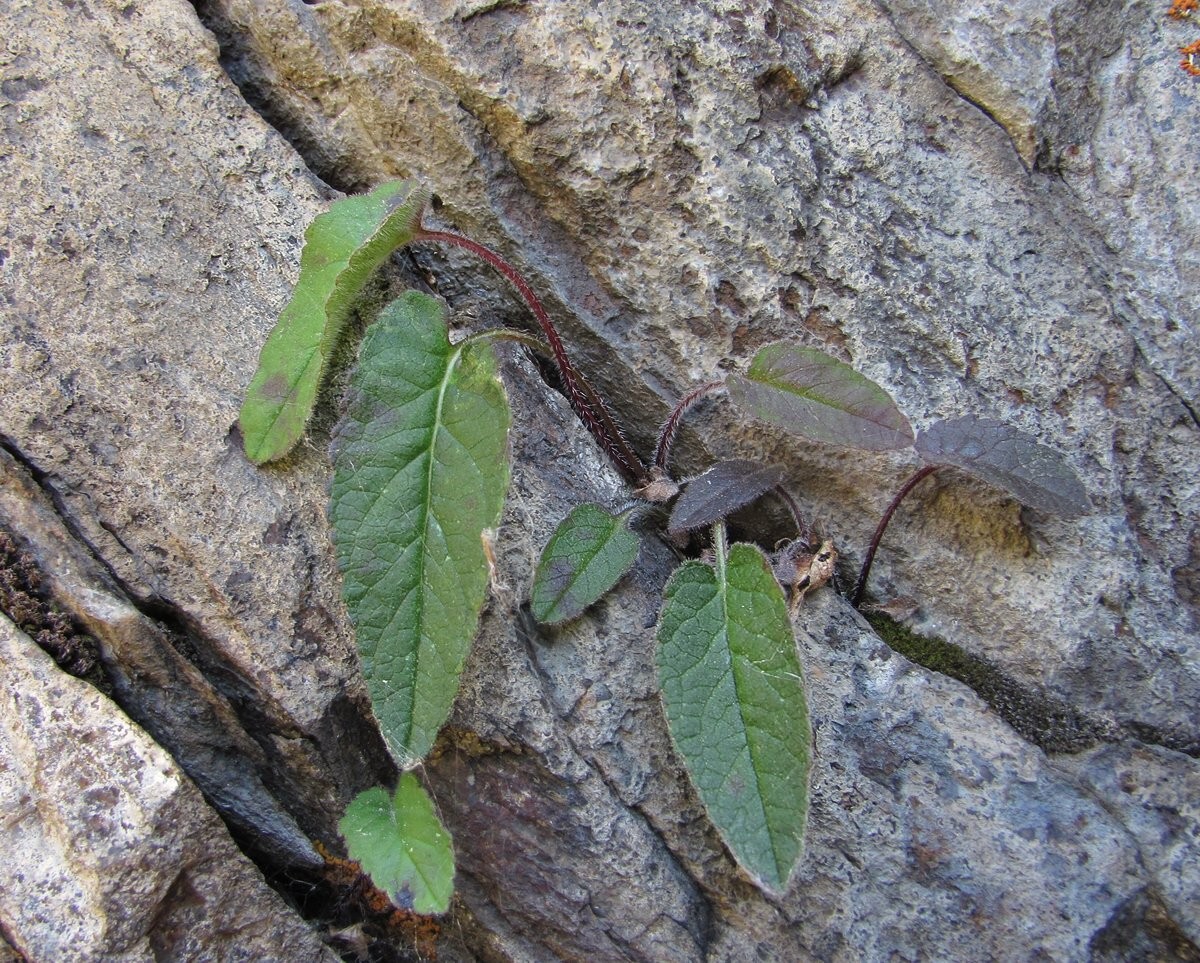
[654,381,726,473]
[852,463,941,606]
[414,224,648,485]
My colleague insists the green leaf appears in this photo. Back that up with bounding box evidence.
[728,343,914,451]
[531,504,641,624]
[339,775,455,915]
[240,180,430,464]
[330,292,510,765]
[916,415,1093,517]
[656,530,811,893]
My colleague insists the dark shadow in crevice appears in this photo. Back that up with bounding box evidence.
[865,611,1114,755]
[189,0,362,196]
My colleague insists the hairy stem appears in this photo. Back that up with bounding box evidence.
[654,381,726,473]
[459,329,551,356]
[853,464,940,607]
[414,227,648,485]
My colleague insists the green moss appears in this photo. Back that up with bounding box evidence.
[865,612,1106,754]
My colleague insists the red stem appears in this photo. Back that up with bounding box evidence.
[772,485,808,542]
[414,227,647,485]
[653,381,726,472]
[852,464,940,607]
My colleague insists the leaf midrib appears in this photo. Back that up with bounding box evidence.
[714,536,782,884]
[546,516,615,615]
[400,341,465,751]
[758,368,898,433]
[356,340,466,753]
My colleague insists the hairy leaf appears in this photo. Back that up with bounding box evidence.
[531,504,641,625]
[657,532,811,893]
[240,180,429,464]
[728,343,914,451]
[916,415,1092,517]
[668,460,786,535]
[330,292,510,765]
[339,775,455,915]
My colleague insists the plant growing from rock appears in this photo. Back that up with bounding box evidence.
[239,180,1091,913]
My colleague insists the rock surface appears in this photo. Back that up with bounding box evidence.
[199,0,1200,752]
[0,613,337,962]
[1,0,1197,959]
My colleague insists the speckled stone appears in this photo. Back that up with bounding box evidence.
[2,0,1197,957]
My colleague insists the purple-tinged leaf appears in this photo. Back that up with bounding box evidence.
[531,504,641,625]
[728,344,913,451]
[339,776,454,915]
[915,416,1092,517]
[668,460,786,535]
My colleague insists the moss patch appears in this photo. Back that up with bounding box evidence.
[865,612,1107,754]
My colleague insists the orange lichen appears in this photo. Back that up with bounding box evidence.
[315,840,442,960]
[1182,38,1200,75]
[1168,1,1200,75]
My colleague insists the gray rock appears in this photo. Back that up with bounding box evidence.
[1,0,1197,958]
[198,0,1200,753]
[0,613,337,962]
[0,445,321,871]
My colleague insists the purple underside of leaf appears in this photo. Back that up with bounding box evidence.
[530,503,640,624]
[668,460,787,535]
[916,415,1092,517]
[728,344,913,451]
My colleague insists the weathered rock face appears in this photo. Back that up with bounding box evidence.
[0,614,337,962]
[199,0,1200,750]
[1,0,1197,960]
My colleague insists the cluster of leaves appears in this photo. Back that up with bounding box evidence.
[239,181,1091,912]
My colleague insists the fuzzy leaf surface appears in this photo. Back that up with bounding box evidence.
[531,504,641,624]
[240,180,429,464]
[728,343,913,450]
[339,775,455,915]
[668,460,786,535]
[657,537,811,893]
[331,292,510,765]
[916,415,1092,517]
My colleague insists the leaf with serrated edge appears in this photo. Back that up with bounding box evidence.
[916,415,1092,517]
[330,292,510,766]
[339,775,455,915]
[240,180,429,464]
[656,531,811,893]
[668,460,786,535]
[728,343,913,451]
[531,504,641,625]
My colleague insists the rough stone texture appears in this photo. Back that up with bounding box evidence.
[197,0,1200,754]
[0,613,337,962]
[0,445,325,872]
[1,0,392,842]
[2,0,1198,959]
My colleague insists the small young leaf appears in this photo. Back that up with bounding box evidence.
[916,415,1092,517]
[656,532,811,894]
[728,343,914,451]
[331,291,510,765]
[531,504,641,625]
[339,775,455,915]
[240,180,429,464]
[667,460,786,535]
